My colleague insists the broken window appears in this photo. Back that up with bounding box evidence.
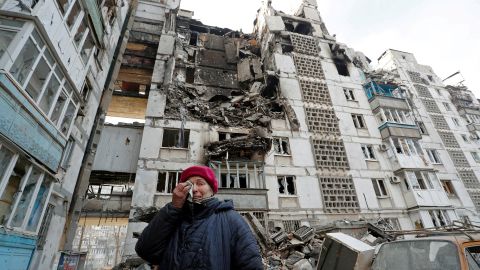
[60,138,75,168]
[36,203,54,250]
[0,29,16,60]
[361,144,376,160]
[352,114,366,129]
[157,171,180,193]
[26,175,52,232]
[371,178,388,197]
[0,146,15,224]
[452,117,460,126]
[66,1,81,30]
[55,0,70,14]
[74,18,88,48]
[26,57,50,101]
[162,129,190,148]
[10,167,43,228]
[392,138,403,154]
[81,78,92,102]
[273,137,290,155]
[343,88,355,101]
[462,134,469,142]
[81,32,95,64]
[472,152,480,163]
[417,121,428,135]
[441,180,456,197]
[426,149,442,164]
[50,91,68,125]
[0,157,28,225]
[60,100,77,135]
[443,102,451,111]
[278,176,296,195]
[10,37,40,86]
[334,59,349,76]
[38,71,61,114]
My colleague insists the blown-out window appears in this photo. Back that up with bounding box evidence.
[0,144,54,234]
[8,27,80,137]
[278,176,296,195]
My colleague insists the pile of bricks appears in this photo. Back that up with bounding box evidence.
[263,225,323,270]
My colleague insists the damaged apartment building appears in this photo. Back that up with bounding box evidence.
[55,0,480,267]
[0,0,130,269]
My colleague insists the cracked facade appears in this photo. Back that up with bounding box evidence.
[1,0,480,269]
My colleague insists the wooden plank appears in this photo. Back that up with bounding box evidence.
[107,95,147,119]
[117,67,152,85]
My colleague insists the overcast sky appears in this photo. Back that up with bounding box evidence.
[180,0,480,97]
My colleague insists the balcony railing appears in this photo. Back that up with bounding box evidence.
[209,160,266,189]
[363,81,406,100]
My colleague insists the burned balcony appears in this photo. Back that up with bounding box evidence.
[205,134,272,160]
[364,81,409,111]
[83,171,135,217]
[209,160,268,211]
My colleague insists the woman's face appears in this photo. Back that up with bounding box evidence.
[188,176,214,201]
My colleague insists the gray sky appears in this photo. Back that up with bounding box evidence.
[180,0,480,97]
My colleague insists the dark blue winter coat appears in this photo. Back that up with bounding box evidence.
[135,198,263,270]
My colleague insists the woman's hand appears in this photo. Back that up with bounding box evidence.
[172,182,191,209]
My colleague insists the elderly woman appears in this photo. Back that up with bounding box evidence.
[135,165,263,270]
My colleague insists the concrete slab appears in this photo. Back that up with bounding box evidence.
[146,91,166,117]
[266,16,285,32]
[303,7,321,22]
[274,54,296,74]
[157,35,176,55]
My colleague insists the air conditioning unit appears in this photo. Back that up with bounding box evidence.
[389,176,401,184]
[379,144,388,152]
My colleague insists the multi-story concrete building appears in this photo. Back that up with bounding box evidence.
[59,0,480,267]
[0,0,129,268]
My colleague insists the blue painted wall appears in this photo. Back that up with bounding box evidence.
[0,73,66,171]
[0,231,36,270]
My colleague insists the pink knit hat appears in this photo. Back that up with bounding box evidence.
[180,165,218,193]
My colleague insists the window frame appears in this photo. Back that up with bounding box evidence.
[4,24,80,139]
[156,171,181,194]
[361,144,376,160]
[0,143,54,234]
[371,178,389,198]
[272,137,291,156]
[440,180,456,197]
[277,175,296,196]
[343,88,356,101]
[352,114,366,129]
[426,149,442,164]
[161,128,190,149]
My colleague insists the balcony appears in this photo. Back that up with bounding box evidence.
[467,123,480,132]
[379,122,421,139]
[458,106,480,117]
[399,171,451,208]
[364,81,409,111]
[83,194,132,216]
[210,160,268,210]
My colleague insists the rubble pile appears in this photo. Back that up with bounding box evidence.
[260,219,393,270]
[263,226,323,270]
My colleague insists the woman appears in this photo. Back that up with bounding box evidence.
[135,165,263,269]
